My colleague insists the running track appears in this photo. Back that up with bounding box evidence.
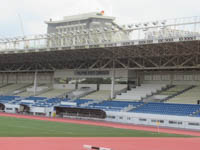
[0,113,200,150]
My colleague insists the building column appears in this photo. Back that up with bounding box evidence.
[6,73,9,84]
[111,69,115,99]
[75,78,78,89]
[170,72,173,85]
[33,71,38,96]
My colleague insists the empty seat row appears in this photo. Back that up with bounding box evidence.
[129,102,200,116]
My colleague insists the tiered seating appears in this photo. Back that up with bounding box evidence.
[17,91,34,97]
[25,96,47,101]
[166,86,200,104]
[116,84,166,101]
[130,102,200,116]
[38,89,70,98]
[0,96,19,103]
[82,90,111,100]
[160,85,190,96]
[0,84,28,95]
[88,100,143,111]
[23,97,65,107]
[17,84,50,97]
[195,112,200,117]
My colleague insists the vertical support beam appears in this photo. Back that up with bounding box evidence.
[6,73,9,84]
[75,78,78,90]
[33,71,38,96]
[111,60,115,99]
[51,73,54,87]
[16,73,18,84]
[1,73,4,84]
[170,72,174,85]
[111,70,115,99]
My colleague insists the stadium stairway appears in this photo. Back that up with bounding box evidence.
[190,109,200,117]
[195,111,200,117]
[120,104,135,112]
[115,84,167,101]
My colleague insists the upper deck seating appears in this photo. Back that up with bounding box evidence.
[166,86,200,104]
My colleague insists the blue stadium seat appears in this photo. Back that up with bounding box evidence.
[129,102,200,116]
[88,101,143,111]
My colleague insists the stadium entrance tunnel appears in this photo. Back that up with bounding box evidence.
[55,107,106,119]
[19,104,30,114]
[0,103,5,111]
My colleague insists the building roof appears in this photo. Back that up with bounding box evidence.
[45,12,115,24]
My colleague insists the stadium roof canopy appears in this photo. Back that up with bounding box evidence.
[0,15,200,72]
[0,38,199,72]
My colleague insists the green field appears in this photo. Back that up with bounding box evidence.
[0,116,193,137]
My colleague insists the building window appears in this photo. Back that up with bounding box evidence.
[139,118,147,121]
[107,116,115,119]
[188,122,200,126]
[169,121,182,124]
[127,117,131,120]
[151,120,164,123]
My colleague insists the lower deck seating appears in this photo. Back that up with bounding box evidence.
[88,101,143,111]
[0,96,19,103]
[2,93,200,117]
[25,96,47,101]
[129,102,200,116]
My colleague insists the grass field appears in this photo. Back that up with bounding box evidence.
[0,116,193,137]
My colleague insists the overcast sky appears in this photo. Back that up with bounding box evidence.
[0,0,200,37]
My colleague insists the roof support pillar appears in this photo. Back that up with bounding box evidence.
[33,71,38,96]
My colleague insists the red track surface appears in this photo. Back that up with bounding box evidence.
[0,112,200,150]
[0,137,200,150]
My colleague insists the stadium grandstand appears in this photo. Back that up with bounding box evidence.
[0,12,200,130]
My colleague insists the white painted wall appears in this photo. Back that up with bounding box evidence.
[99,84,126,91]
[30,107,46,113]
[3,102,200,130]
[4,104,20,113]
[105,111,200,130]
